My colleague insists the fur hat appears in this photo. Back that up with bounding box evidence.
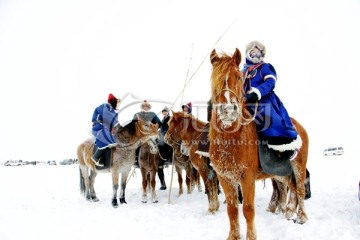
[182,102,192,113]
[162,106,169,112]
[140,100,152,110]
[245,40,266,64]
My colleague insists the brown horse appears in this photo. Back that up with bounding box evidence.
[209,48,309,239]
[167,138,201,195]
[77,120,159,207]
[164,112,220,213]
[138,139,161,203]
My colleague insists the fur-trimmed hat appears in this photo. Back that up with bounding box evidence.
[162,106,169,112]
[140,100,152,110]
[182,102,192,113]
[245,40,266,64]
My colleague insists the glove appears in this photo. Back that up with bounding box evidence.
[245,92,259,104]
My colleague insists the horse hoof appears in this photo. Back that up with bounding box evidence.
[153,200,159,203]
[91,197,99,202]
[120,198,127,204]
[285,210,295,219]
[142,200,147,203]
[112,199,118,208]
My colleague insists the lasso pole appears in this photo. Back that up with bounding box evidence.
[167,150,176,204]
[168,44,193,204]
[170,18,238,107]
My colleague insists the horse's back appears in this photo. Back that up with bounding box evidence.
[290,117,309,150]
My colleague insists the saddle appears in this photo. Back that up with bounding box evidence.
[258,142,293,176]
[195,129,293,176]
[93,146,112,170]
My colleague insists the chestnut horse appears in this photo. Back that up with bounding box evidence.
[165,112,220,213]
[77,120,159,207]
[138,139,161,203]
[209,48,309,239]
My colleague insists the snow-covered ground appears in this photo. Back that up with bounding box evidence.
[1,153,359,240]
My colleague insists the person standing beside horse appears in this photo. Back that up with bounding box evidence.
[242,40,302,160]
[91,93,121,167]
[133,100,162,168]
[157,106,173,190]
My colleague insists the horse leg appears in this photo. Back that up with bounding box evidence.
[89,169,99,202]
[185,164,192,194]
[195,156,219,213]
[151,170,158,203]
[119,169,130,204]
[141,169,148,203]
[79,165,92,201]
[176,165,184,196]
[111,170,120,208]
[241,176,257,240]
[218,176,241,240]
[192,166,202,192]
[291,166,308,224]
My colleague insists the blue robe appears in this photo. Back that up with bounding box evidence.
[91,103,119,149]
[242,60,297,143]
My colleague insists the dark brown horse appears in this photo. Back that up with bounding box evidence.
[77,120,159,207]
[166,137,201,195]
[164,112,220,213]
[138,138,161,203]
[209,48,309,239]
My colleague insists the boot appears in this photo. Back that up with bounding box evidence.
[91,148,106,167]
[158,167,166,190]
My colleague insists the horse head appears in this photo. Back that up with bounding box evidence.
[113,120,159,149]
[210,48,244,130]
[164,111,190,146]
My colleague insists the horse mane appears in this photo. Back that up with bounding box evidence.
[170,111,207,131]
[211,51,235,97]
[122,120,137,135]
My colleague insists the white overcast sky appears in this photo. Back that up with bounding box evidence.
[0,0,359,161]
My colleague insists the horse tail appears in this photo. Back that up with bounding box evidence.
[79,167,86,196]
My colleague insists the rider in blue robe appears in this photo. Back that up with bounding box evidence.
[91,93,120,166]
[242,41,302,160]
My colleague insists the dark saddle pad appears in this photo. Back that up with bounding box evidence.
[93,146,112,171]
[258,143,293,176]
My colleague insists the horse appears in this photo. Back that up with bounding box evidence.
[77,120,159,207]
[138,138,161,203]
[164,112,220,213]
[167,139,201,195]
[166,113,284,209]
[209,48,309,239]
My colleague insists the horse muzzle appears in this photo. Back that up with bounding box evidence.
[216,103,240,127]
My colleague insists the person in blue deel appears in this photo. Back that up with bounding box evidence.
[242,40,302,161]
[91,93,120,166]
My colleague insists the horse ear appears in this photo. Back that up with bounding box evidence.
[210,49,219,65]
[233,48,242,66]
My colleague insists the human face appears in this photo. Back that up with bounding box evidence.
[162,111,168,116]
[250,47,262,58]
[183,106,189,112]
[143,106,149,111]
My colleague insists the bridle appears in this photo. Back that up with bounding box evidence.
[213,70,258,126]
